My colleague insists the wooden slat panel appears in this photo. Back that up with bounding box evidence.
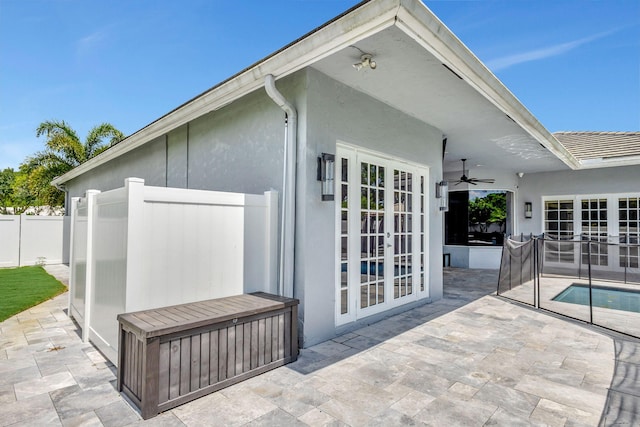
[218,328,227,381]
[235,324,245,374]
[250,320,258,370]
[190,334,200,392]
[129,333,135,392]
[243,323,251,373]
[284,312,291,359]
[137,339,144,396]
[278,313,285,360]
[124,333,130,392]
[258,318,265,367]
[199,332,210,387]
[168,339,181,400]
[165,307,195,323]
[141,337,161,420]
[226,326,235,379]
[209,329,219,384]
[128,333,135,394]
[172,306,201,321]
[271,315,279,362]
[130,312,162,328]
[179,337,191,396]
[265,316,272,364]
[158,342,170,404]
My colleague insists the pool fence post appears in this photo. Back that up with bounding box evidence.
[587,240,593,324]
[533,237,538,308]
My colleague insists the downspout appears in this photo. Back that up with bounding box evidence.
[264,74,297,298]
[54,182,69,215]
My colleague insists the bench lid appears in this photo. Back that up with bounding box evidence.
[117,292,298,338]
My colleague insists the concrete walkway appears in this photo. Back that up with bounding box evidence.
[0,266,637,426]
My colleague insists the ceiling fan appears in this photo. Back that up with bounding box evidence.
[453,159,496,185]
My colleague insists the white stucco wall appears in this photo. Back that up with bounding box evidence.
[66,84,293,200]
[298,68,444,346]
[66,135,167,198]
[517,165,640,236]
[61,67,470,349]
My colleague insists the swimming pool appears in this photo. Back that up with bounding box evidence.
[553,284,640,314]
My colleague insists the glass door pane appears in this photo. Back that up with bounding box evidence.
[360,161,385,309]
[580,198,608,266]
[393,169,414,299]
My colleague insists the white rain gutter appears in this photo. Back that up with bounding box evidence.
[264,74,297,298]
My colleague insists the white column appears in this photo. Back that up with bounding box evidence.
[83,189,100,343]
[123,178,145,312]
[264,190,279,294]
[67,197,80,316]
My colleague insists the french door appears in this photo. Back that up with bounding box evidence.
[336,145,429,325]
[543,194,640,271]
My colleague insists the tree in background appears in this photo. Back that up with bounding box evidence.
[0,168,16,214]
[468,192,507,233]
[21,120,124,207]
[0,168,36,214]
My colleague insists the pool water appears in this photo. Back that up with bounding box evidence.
[553,284,640,314]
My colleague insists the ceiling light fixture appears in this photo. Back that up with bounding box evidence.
[353,54,376,71]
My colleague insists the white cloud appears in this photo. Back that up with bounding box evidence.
[486,30,615,71]
[76,29,108,56]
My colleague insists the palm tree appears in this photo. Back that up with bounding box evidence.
[22,120,124,207]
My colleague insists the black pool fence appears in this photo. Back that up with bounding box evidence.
[498,234,640,339]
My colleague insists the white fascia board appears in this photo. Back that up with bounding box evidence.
[579,155,640,169]
[395,0,581,170]
[52,0,400,186]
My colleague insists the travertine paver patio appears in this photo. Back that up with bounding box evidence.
[0,265,638,426]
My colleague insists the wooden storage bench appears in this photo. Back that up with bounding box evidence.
[117,292,299,419]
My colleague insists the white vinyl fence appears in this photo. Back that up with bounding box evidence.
[69,178,278,363]
[0,215,69,267]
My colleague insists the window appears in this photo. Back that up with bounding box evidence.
[619,197,640,268]
[543,194,640,269]
[580,198,608,266]
[544,199,575,263]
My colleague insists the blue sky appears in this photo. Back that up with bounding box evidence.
[1,0,638,170]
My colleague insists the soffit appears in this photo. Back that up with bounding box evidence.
[311,25,569,175]
[53,0,575,185]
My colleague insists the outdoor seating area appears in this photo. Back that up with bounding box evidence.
[1,265,638,425]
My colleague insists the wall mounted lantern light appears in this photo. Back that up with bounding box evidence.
[317,153,335,201]
[524,202,533,218]
[436,180,449,212]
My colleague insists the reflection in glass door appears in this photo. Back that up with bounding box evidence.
[393,169,413,299]
[360,161,385,309]
[581,198,608,266]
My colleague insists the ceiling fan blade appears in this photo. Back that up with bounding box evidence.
[472,179,496,183]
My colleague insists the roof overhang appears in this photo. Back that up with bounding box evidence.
[52,0,580,186]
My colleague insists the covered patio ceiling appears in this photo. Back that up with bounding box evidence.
[311,25,569,176]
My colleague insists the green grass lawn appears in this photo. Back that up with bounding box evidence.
[0,266,67,322]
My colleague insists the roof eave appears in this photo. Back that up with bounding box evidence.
[395,0,581,170]
[52,0,581,186]
[52,0,401,186]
